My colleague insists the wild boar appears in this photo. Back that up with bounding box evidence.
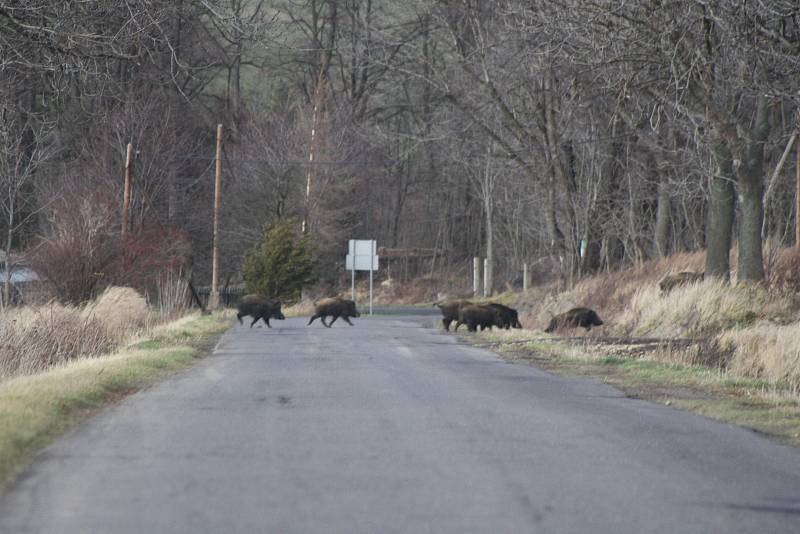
[659,271,704,293]
[487,303,522,330]
[237,295,285,328]
[455,304,501,332]
[434,299,472,331]
[544,307,603,333]
[307,297,361,327]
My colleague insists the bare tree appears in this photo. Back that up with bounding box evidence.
[0,113,55,307]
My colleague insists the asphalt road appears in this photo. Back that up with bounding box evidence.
[1,315,799,533]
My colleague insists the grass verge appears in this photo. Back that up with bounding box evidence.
[470,331,800,448]
[0,311,231,493]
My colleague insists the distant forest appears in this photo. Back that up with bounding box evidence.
[2,1,800,300]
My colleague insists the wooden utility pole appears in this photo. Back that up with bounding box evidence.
[210,124,223,309]
[302,69,328,234]
[122,143,133,237]
[302,100,318,235]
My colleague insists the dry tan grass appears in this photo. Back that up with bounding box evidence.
[517,251,708,333]
[0,304,116,378]
[720,323,800,393]
[613,280,795,338]
[0,287,176,381]
[82,286,151,342]
[506,248,800,391]
[156,270,190,315]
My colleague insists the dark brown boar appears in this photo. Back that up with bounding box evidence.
[434,299,472,331]
[237,295,285,328]
[487,303,522,329]
[455,304,501,332]
[544,307,603,333]
[307,297,361,327]
[659,271,704,293]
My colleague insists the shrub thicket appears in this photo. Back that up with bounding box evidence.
[242,219,316,303]
[28,190,190,304]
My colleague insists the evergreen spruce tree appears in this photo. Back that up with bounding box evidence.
[242,219,316,303]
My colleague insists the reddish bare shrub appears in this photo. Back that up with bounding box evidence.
[29,191,121,304]
[117,226,191,294]
[28,190,190,304]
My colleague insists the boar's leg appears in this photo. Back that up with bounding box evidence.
[453,321,463,331]
[442,318,451,331]
[328,315,338,326]
[261,315,272,328]
[307,314,319,325]
[342,316,354,326]
[237,313,244,324]
[249,316,260,328]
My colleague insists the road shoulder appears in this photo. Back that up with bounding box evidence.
[0,312,231,493]
[463,331,800,448]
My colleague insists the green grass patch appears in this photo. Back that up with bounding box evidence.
[480,337,800,448]
[128,340,163,350]
[0,311,231,493]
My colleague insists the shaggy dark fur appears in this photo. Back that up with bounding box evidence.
[545,307,603,333]
[434,299,472,331]
[308,297,361,327]
[487,303,522,329]
[455,304,502,332]
[237,295,285,328]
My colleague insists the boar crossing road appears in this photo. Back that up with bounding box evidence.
[1,315,799,533]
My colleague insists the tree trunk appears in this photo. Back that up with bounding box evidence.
[2,211,13,310]
[581,225,602,274]
[484,197,493,296]
[736,96,769,282]
[544,170,563,248]
[705,139,735,280]
[654,174,671,258]
[738,183,764,282]
[482,144,494,297]
[167,171,177,224]
[543,69,577,276]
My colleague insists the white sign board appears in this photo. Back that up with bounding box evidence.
[346,239,378,316]
[346,239,378,271]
